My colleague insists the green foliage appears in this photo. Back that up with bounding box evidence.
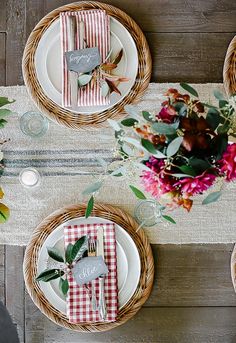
[162,215,176,224]
[202,191,222,205]
[47,247,64,263]
[129,185,146,200]
[121,118,138,127]
[141,138,157,154]
[166,137,183,157]
[59,278,69,295]
[85,196,94,218]
[82,181,103,195]
[36,269,64,282]
[152,122,176,135]
[180,83,198,97]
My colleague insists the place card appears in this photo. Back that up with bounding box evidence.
[72,256,109,286]
[65,47,101,74]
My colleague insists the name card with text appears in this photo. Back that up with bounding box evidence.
[65,47,101,74]
[72,256,109,286]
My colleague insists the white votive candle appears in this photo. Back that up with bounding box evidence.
[19,168,40,188]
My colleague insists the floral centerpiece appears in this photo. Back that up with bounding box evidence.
[83,83,236,224]
[0,96,14,223]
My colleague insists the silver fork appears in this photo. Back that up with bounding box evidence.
[88,237,98,311]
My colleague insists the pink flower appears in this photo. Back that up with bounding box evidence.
[141,171,175,198]
[174,171,216,196]
[145,156,165,173]
[141,156,176,198]
[156,105,177,124]
[219,143,236,181]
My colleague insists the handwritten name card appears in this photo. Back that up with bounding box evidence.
[72,256,109,286]
[65,47,101,74]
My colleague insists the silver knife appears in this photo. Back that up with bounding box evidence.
[67,16,78,110]
[96,226,107,320]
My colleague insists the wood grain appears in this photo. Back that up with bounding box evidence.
[45,0,236,33]
[147,244,236,307]
[0,33,6,86]
[147,32,236,82]
[26,0,45,38]
[1,242,236,342]
[0,0,6,32]
[1,0,235,84]
[6,0,26,85]
[43,307,236,343]
[0,246,5,302]
[25,291,45,343]
[5,246,25,343]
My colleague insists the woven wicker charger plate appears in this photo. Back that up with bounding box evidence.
[223,35,236,96]
[23,203,154,332]
[22,1,152,130]
[231,244,236,293]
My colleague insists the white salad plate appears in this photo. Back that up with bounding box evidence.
[35,17,138,114]
[37,216,141,313]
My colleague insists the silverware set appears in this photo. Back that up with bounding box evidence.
[88,225,107,320]
[68,17,85,110]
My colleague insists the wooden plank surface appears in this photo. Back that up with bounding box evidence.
[0,0,236,342]
[46,0,236,33]
[25,288,45,343]
[42,307,236,343]
[15,244,236,342]
[26,0,45,38]
[5,246,25,343]
[0,0,234,85]
[147,32,236,82]
[147,244,236,307]
[0,0,6,32]
[0,33,6,86]
[5,0,26,85]
[0,246,5,302]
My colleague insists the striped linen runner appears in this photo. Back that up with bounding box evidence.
[60,10,110,107]
[2,84,236,246]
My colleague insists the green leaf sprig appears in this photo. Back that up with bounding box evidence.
[76,49,129,97]
[35,236,87,296]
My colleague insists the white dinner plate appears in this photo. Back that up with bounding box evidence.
[37,216,141,313]
[35,16,138,114]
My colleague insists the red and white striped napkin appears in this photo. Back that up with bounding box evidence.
[60,10,110,107]
[64,223,118,323]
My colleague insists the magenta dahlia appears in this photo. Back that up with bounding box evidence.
[141,156,176,198]
[174,171,217,196]
[219,143,236,181]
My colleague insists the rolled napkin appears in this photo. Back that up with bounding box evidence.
[60,10,110,108]
[64,222,118,323]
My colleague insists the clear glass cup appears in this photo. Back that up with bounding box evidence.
[20,111,49,137]
[19,168,41,188]
[134,200,163,227]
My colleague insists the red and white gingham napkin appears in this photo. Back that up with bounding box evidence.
[60,10,110,107]
[64,223,118,323]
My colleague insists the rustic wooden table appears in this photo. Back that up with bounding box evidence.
[0,1,236,342]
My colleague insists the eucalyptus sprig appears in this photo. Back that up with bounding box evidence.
[83,84,236,224]
[77,49,129,97]
[36,236,87,296]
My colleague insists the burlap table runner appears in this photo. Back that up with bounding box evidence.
[1,83,235,245]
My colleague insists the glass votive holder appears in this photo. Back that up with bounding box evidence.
[19,168,41,188]
[134,199,163,227]
[20,111,49,138]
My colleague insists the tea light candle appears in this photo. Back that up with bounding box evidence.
[19,168,40,188]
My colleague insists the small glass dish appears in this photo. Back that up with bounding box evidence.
[19,168,41,188]
[134,200,163,227]
[20,111,49,137]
